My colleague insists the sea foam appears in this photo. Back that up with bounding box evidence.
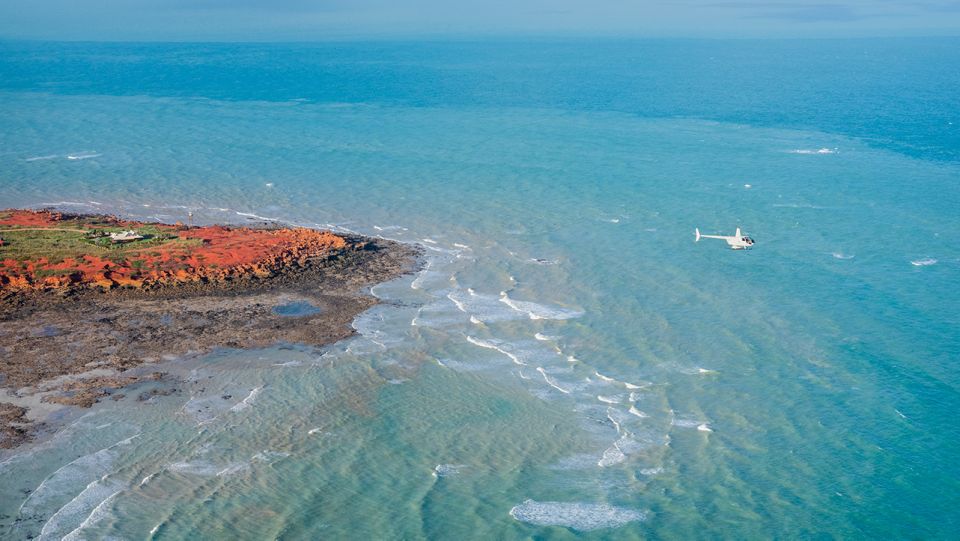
[628,406,648,418]
[65,152,102,160]
[39,480,120,540]
[597,443,626,467]
[466,336,525,365]
[60,489,121,541]
[789,148,836,155]
[229,386,263,412]
[537,366,571,393]
[509,499,645,531]
[499,292,583,320]
[432,464,465,477]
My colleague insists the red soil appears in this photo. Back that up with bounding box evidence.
[0,210,348,291]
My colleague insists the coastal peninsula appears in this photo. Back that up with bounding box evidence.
[0,210,418,448]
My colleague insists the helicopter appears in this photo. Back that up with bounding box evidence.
[695,227,755,250]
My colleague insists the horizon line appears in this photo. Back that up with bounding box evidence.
[2,32,960,44]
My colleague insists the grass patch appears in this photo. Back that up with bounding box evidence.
[34,267,79,279]
[0,225,198,265]
[0,229,94,264]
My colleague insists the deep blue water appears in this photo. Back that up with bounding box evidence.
[0,39,958,539]
[2,39,958,160]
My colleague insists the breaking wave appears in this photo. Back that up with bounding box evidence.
[499,292,583,320]
[509,499,645,531]
[537,366,571,393]
[433,464,465,477]
[229,386,263,412]
[65,152,102,160]
[789,148,836,155]
[466,336,524,365]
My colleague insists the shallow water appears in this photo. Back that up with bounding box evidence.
[0,39,958,539]
[273,301,322,318]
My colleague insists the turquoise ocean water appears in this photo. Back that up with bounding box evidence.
[0,39,958,539]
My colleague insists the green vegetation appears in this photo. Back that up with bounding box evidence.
[33,267,80,279]
[0,222,201,265]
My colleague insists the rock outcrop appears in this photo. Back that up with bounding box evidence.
[0,209,350,292]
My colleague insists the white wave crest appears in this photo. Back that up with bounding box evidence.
[235,211,278,222]
[499,292,583,320]
[594,371,616,383]
[410,259,432,289]
[66,152,102,160]
[60,489,121,541]
[273,360,302,367]
[447,292,468,312]
[911,258,937,267]
[509,499,645,531]
[628,406,648,418]
[537,367,570,393]
[18,433,139,519]
[597,443,626,467]
[433,464,465,477]
[789,148,836,155]
[230,386,263,412]
[446,288,520,323]
[466,336,525,365]
[672,417,710,430]
[39,480,120,540]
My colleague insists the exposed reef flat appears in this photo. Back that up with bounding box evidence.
[0,210,419,448]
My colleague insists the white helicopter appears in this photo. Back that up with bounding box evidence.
[695,227,755,250]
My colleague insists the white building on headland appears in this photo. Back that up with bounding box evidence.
[109,230,143,242]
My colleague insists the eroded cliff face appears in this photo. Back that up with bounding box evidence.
[0,210,350,291]
[0,210,421,450]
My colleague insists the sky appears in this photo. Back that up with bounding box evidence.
[0,0,958,40]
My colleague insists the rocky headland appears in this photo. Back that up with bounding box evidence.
[0,209,419,448]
